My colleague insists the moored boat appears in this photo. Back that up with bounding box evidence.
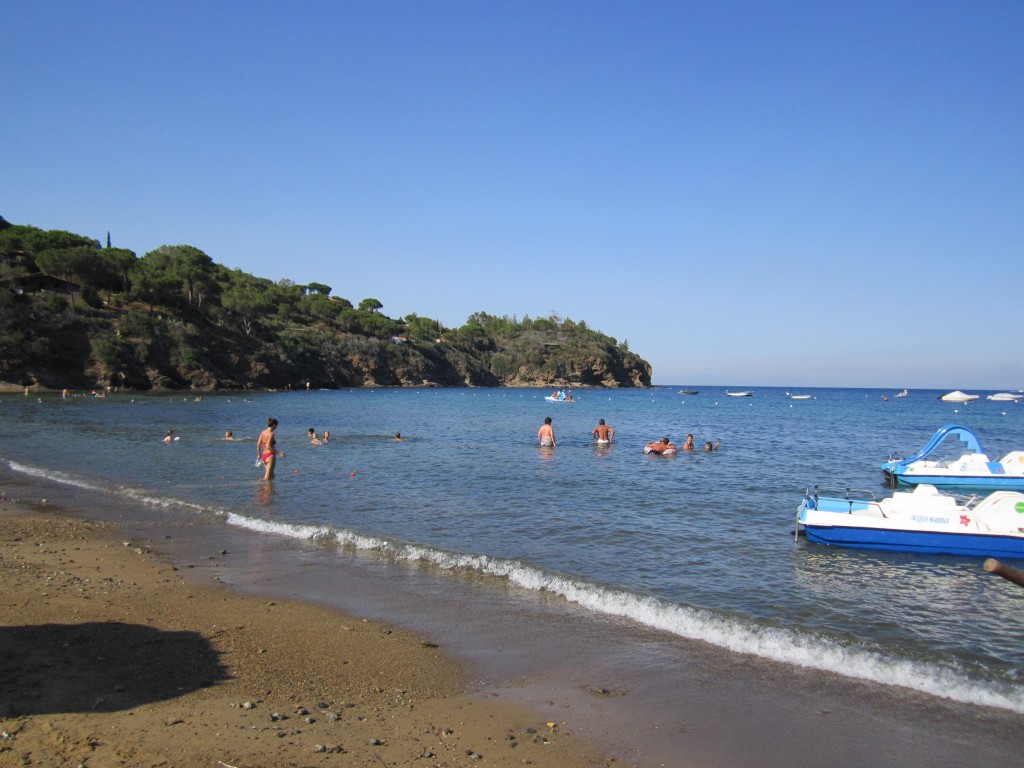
[881,424,1024,490]
[988,392,1022,402]
[796,484,1024,559]
[725,390,753,397]
[939,390,979,402]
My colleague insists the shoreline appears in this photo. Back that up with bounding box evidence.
[0,498,612,767]
[1,382,657,396]
[3,469,1024,767]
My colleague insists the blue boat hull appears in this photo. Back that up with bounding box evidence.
[803,524,1024,559]
[883,471,1024,491]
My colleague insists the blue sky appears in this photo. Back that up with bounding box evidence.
[5,1,1023,389]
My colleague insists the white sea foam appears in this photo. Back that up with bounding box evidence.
[8,460,107,492]
[224,512,334,542]
[218,510,1024,714]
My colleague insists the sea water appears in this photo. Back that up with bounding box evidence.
[4,386,1024,714]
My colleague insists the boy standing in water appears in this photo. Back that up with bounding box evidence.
[538,416,556,447]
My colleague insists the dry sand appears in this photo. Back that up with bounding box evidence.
[0,503,612,768]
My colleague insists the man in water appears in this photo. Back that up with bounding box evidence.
[592,419,615,444]
[682,434,695,451]
[538,416,556,447]
[644,437,676,455]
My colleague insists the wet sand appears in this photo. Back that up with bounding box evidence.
[0,502,610,767]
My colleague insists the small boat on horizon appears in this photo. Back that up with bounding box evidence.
[725,390,753,397]
[939,390,979,402]
[988,392,1022,402]
[677,389,699,395]
[796,484,1024,559]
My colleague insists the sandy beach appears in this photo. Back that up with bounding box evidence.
[0,501,610,768]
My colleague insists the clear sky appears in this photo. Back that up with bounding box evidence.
[5,1,1023,389]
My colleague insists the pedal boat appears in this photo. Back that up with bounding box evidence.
[881,424,1024,490]
[796,484,1024,559]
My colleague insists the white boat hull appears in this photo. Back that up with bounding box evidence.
[797,485,1024,559]
[939,390,979,402]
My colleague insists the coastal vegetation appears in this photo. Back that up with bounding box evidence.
[0,216,651,391]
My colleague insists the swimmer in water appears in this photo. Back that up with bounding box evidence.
[644,437,677,456]
[592,419,615,444]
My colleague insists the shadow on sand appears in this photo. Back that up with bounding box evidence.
[0,622,228,716]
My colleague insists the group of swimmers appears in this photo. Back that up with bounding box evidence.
[643,435,719,455]
[180,413,715,485]
[539,417,719,455]
[644,433,720,455]
[307,428,330,445]
[253,419,404,480]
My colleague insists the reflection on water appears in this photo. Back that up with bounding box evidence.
[255,480,277,507]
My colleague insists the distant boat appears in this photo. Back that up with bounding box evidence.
[987,393,1022,402]
[938,390,979,402]
[725,390,753,397]
[678,389,699,395]
[789,394,812,400]
[894,389,909,398]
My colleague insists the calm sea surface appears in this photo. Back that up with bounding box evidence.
[4,386,1024,713]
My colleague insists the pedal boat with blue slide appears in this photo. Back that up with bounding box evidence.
[796,484,1024,559]
[881,424,1024,490]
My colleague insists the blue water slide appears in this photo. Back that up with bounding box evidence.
[895,424,984,468]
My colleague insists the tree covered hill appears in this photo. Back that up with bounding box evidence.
[0,217,652,391]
